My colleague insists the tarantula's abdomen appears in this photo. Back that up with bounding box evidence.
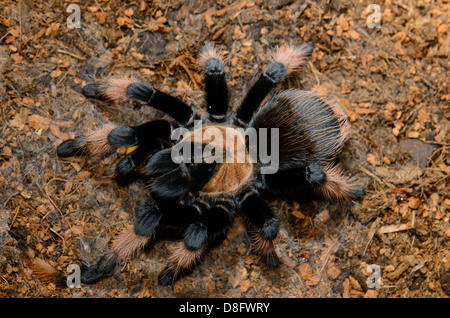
[250,90,349,169]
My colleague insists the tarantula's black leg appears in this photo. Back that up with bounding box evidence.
[235,43,313,125]
[262,163,327,195]
[57,120,171,158]
[82,78,194,125]
[240,192,280,268]
[57,120,173,185]
[126,83,194,125]
[81,226,152,284]
[80,253,119,284]
[262,163,364,202]
[133,200,162,237]
[199,43,229,122]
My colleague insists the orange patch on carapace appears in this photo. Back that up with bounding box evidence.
[181,125,255,195]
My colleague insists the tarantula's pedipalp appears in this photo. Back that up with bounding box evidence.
[54,41,365,287]
[113,120,172,184]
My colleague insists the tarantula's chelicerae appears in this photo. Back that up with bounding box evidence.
[56,42,364,285]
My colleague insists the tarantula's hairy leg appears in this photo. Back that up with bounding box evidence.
[112,226,152,260]
[81,200,165,285]
[199,42,229,121]
[235,43,313,125]
[57,120,173,185]
[57,122,117,158]
[158,200,235,285]
[262,163,327,195]
[240,192,280,268]
[80,226,152,284]
[158,243,206,285]
[82,78,194,125]
[57,120,170,158]
[315,164,365,203]
[157,202,208,286]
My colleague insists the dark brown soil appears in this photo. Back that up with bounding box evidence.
[1,0,448,298]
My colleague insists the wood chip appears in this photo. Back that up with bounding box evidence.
[378,223,412,234]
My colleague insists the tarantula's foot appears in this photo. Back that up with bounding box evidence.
[252,232,280,268]
[80,254,118,284]
[263,250,280,269]
[57,123,118,158]
[260,217,280,241]
[349,185,365,200]
[305,163,327,186]
[158,265,189,286]
[56,137,86,157]
[82,78,137,103]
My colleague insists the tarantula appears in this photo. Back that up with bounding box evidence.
[56,42,364,286]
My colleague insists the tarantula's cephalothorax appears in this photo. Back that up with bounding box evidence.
[56,42,364,285]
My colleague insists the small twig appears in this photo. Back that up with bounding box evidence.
[363,217,381,256]
[49,227,66,253]
[56,65,74,87]
[308,61,320,86]
[94,0,106,14]
[356,163,391,186]
[18,0,23,52]
[57,49,85,61]
[419,138,450,146]
[177,58,199,91]
[43,178,78,219]
[9,199,24,228]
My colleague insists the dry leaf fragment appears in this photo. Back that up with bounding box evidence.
[298,262,313,280]
[9,108,29,130]
[367,153,377,166]
[50,69,63,78]
[96,12,107,24]
[45,22,60,36]
[349,30,361,40]
[11,53,23,63]
[124,8,134,17]
[326,264,341,279]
